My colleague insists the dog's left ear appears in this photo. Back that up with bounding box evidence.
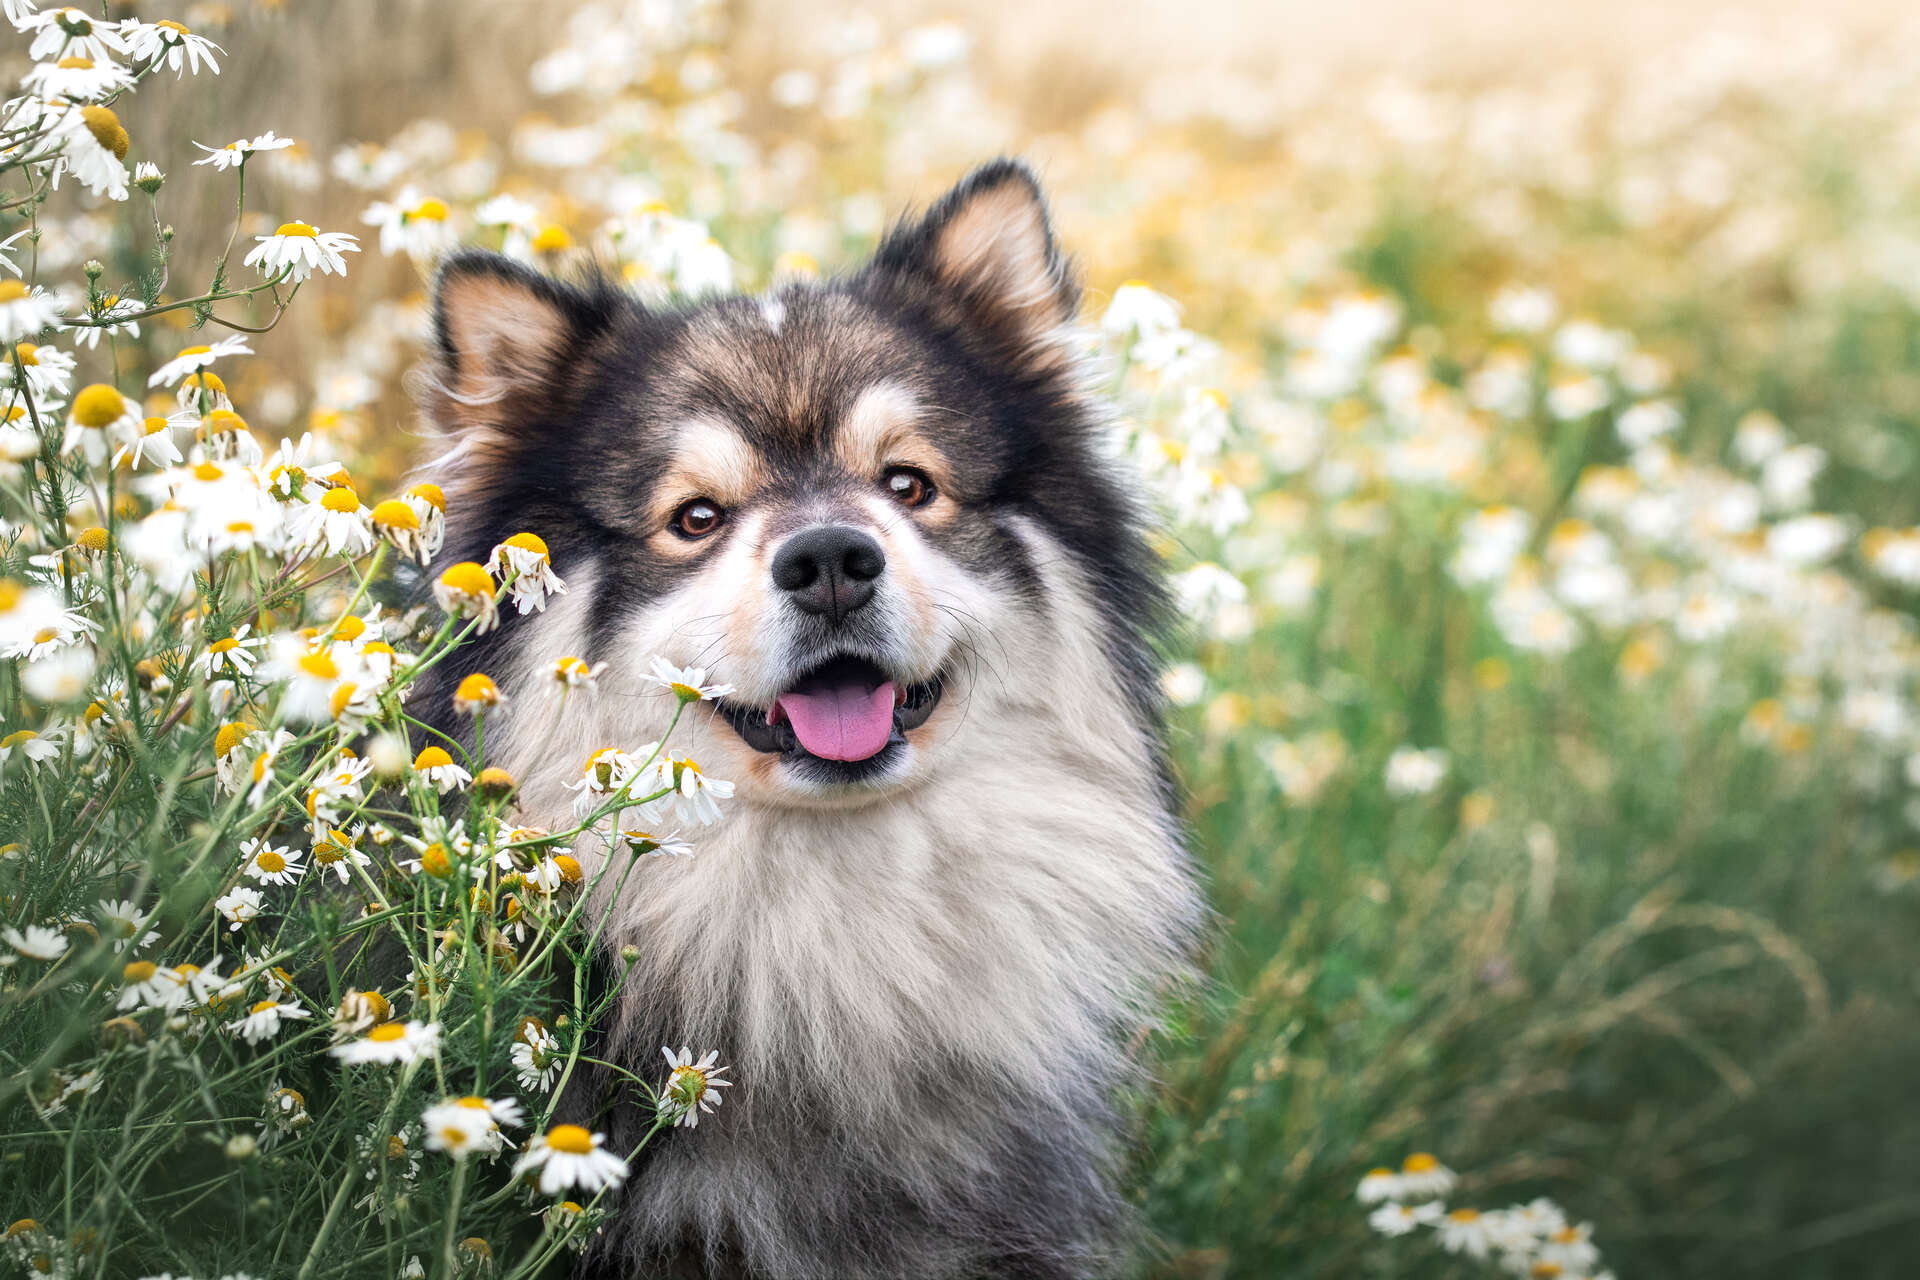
[868,159,1081,372]
[428,251,620,440]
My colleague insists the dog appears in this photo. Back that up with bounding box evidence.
[414,159,1203,1279]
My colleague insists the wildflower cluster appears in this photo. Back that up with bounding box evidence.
[0,9,735,1276]
[1359,1155,1613,1280]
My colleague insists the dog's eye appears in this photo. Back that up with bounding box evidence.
[884,467,935,509]
[672,499,724,539]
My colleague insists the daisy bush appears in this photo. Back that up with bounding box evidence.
[0,9,730,1277]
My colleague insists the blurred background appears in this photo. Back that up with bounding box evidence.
[90,0,1920,1274]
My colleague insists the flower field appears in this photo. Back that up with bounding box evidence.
[4,1,1920,1277]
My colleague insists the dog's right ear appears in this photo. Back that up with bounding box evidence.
[428,251,619,437]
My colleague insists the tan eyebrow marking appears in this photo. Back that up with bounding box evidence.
[833,381,941,478]
[653,417,766,522]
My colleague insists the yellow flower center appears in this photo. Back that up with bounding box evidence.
[122,960,157,983]
[333,614,366,640]
[56,56,92,70]
[183,370,226,394]
[79,105,129,160]
[4,729,40,749]
[1448,1208,1480,1223]
[552,854,582,882]
[75,526,109,552]
[326,682,359,721]
[456,673,498,703]
[0,282,27,303]
[209,637,239,654]
[202,407,246,435]
[214,721,252,756]
[407,198,449,222]
[407,482,446,510]
[418,844,452,877]
[438,562,493,596]
[191,461,224,482]
[414,746,454,770]
[14,343,38,364]
[141,416,169,436]
[367,1022,407,1043]
[250,999,278,1016]
[255,849,287,873]
[320,486,362,513]
[543,1124,594,1155]
[71,384,126,429]
[274,222,318,238]
[1402,1153,1438,1173]
[370,498,418,530]
[156,20,190,35]
[668,1064,708,1104]
[502,531,549,561]
[296,651,339,680]
[531,225,572,253]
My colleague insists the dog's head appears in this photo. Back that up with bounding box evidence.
[421,160,1167,813]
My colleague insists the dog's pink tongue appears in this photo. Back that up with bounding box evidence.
[774,679,897,761]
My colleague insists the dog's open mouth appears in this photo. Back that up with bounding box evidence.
[718,655,943,767]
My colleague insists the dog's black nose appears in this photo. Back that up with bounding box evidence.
[772,525,886,622]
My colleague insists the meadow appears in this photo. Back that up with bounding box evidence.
[4,1,1920,1277]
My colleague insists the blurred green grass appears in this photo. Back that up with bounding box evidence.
[1137,201,1920,1277]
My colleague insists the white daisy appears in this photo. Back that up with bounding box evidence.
[95,898,159,952]
[512,1020,563,1092]
[330,1019,440,1066]
[1437,1207,1495,1259]
[1369,1200,1444,1237]
[1,726,65,766]
[240,838,306,886]
[289,484,375,558]
[6,340,74,399]
[670,756,733,826]
[24,8,128,62]
[485,532,567,614]
[400,483,447,558]
[1356,1167,1403,1204]
[61,382,140,465]
[0,280,61,343]
[1396,1152,1457,1199]
[1384,747,1449,797]
[193,624,266,679]
[117,958,182,1011]
[243,221,359,283]
[214,885,264,931]
[640,656,735,704]
[513,1125,628,1196]
[310,827,373,885]
[47,104,130,200]
[147,336,252,388]
[421,1095,524,1159]
[658,1046,732,1128]
[193,130,296,171]
[432,561,499,634]
[2,922,68,963]
[611,820,693,860]
[360,188,455,258]
[23,53,133,100]
[261,431,347,500]
[122,19,222,76]
[411,746,472,794]
[229,998,311,1045]
[551,656,600,692]
[111,413,187,470]
[1101,280,1182,342]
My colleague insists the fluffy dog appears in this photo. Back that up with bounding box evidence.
[416,159,1201,1279]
